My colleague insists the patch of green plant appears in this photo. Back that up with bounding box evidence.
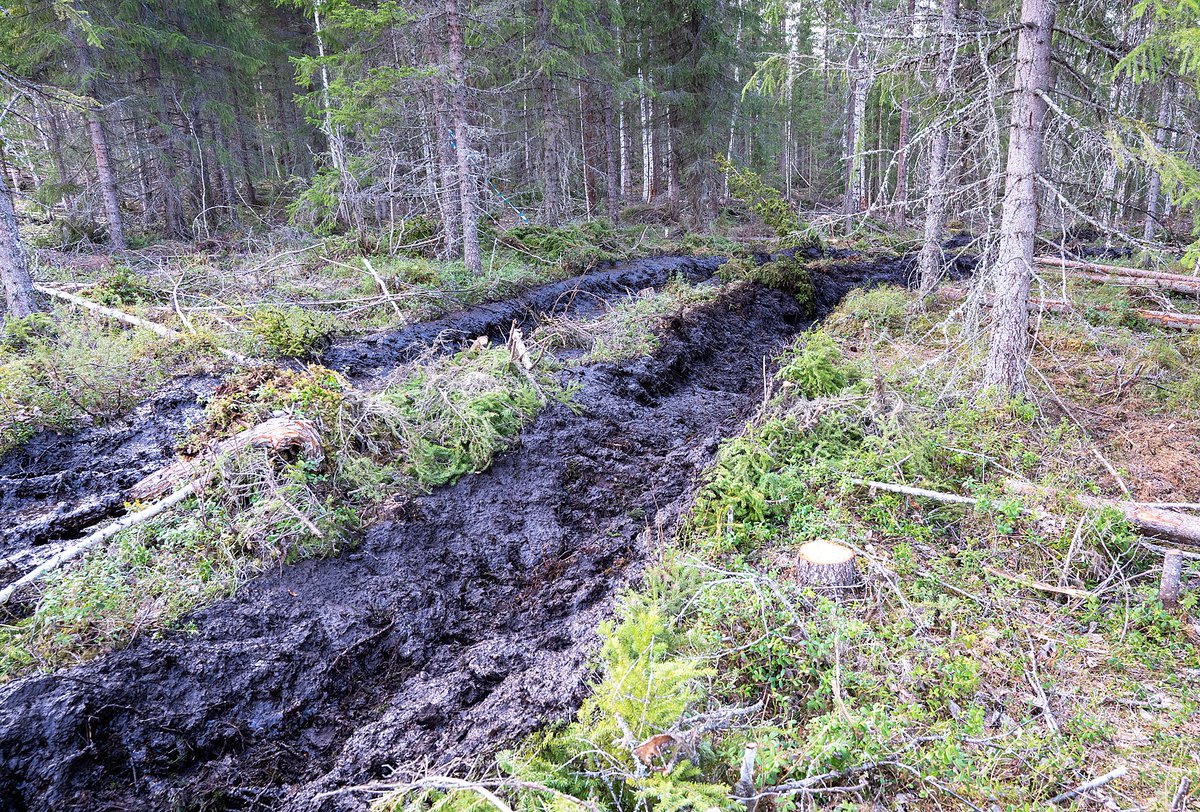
[1,313,57,351]
[716,155,823,250]
[535,278,717,364]
[375,599,723,812]
[247,304,334,358]
[379,346,568,486]
[86,266,159,307]
[776,330,850,398]
[833,285,909,332]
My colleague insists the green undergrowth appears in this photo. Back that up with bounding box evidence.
[0,310,222,455]
[718,256,815,313]
[534,277,719,363]
[0,345,571,678]
[390,292,1200,812]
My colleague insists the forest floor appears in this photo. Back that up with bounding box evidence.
[0,229,1197,811]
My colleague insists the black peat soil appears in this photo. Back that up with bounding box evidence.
[0,253,912,812]
[0,256,723,572]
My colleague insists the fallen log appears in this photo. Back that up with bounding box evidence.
[1036,255,1200,286]
[1045,268,1200,296]
[129,416,324,501]
[1003,480,1200,548]
[35,283,256,364]
[939,286,1200,331]
[853,478,1200,548]
[0,477,207,606]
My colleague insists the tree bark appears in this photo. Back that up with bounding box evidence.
[535,0,563,225]
[603,81,620,224]
[0,166,36,318]
[68,19,126,251]
[916,0,959,292]
[443,0,482,273]
[1142,79,1172,242]
[983,0,1056,393]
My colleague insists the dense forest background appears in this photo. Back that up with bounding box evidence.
[2,0,1200,387]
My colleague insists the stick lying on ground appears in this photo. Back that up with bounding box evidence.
[0,477,208,606]
[36,283,256,364]
[854,478,1200,547]
[0,416,325,603]
[939,286,1200,331]
[129,416,323,500]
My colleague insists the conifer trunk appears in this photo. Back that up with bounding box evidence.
[983,0,1056,393]
[443,0,482,273]
[68,19,126,251]
[0,167,36,318]
[917,0,959,293]
[1143,80,1172,242]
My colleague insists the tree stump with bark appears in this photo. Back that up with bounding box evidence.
[794,541,860,591]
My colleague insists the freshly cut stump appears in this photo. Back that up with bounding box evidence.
[795,541,860,590]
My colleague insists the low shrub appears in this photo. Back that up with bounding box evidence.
[248,304,333,358]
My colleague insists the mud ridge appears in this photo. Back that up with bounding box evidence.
[320,254,726,379]
[0,279,825,811]
[0,255,723,571]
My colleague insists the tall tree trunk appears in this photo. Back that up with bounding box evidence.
[68,20,126,250]
[1143,79,1172,242]
[444,0,481,273]
[535,0,563,225]
[983,0,1056,393]
[916,0,959,292]
[313,0,360,230]
[0,166,36,318]
[603,81,620,224]
[144,55,188,238]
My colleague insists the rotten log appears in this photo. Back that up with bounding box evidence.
[939,285,1200,331]
[794,540,860,590]
[35,283,256,364]
[129,416,324,501]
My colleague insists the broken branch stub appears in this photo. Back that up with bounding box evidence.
[129,417,324,501]
[1159,549,1184,610]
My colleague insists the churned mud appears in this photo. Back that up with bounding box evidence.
[0,252,912,812]
[0,255,723,578]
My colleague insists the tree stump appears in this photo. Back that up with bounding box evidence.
[794,541,860,591]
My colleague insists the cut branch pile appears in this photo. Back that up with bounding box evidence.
[0,416,325,604]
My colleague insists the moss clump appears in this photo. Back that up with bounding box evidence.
[776,329,850,399]
[247,304,333,358]
[718,256,815,311]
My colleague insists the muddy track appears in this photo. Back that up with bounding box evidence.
[0,256,723,573]
[0,251,918,812]
[0,280,818,811]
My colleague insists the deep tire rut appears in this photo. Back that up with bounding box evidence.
[0,256,722,572]
[0,282,808,811]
